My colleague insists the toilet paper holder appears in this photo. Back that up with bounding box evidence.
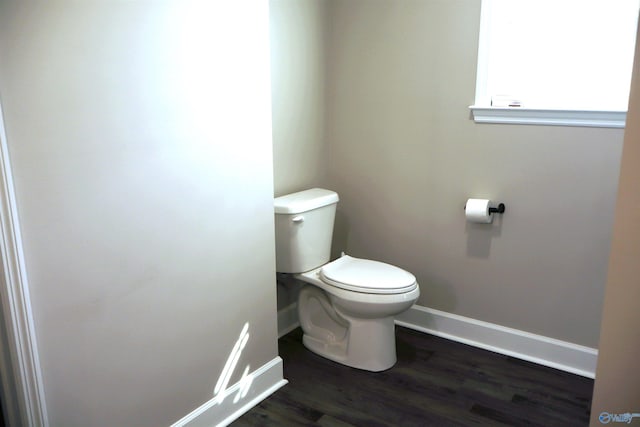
[463,202,506,214]
[488,203,506,214]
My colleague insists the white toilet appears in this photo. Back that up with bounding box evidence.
[274,188,420,372]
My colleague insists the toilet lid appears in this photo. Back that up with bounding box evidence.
[320,255,417,294]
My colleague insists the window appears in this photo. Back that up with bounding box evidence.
[470,0,640,128]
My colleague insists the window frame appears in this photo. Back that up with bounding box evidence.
[469,0,632,129]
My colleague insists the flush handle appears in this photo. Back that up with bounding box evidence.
[292,215,304,223]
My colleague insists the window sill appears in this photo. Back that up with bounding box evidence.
[469,106,626,128]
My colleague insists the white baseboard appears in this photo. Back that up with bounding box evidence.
[278,303,300,338]
[396,305,598,378]
[277,302,598,378]
[171,357,288,427]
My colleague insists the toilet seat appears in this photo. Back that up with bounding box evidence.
[320,255,417,294]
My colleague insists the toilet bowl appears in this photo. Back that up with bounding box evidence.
[274,188,420,372]
[295,255,419,371]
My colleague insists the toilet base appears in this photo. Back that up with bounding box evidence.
[301,315,397,372]
[297,283,399,372]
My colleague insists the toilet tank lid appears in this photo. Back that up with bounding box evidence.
[274,188,339,214]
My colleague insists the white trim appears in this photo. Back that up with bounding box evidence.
[469,106,626,128]
[277,302,299,338]
[396,305,598,378]
[473,0,636,126]
[473,0,492,108]
[0,99,48,425]
[171,357,288,427]
[276,301,596,377]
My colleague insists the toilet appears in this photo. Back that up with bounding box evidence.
[274,188,420,372]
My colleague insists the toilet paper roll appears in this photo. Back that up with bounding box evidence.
[465,198,494,224]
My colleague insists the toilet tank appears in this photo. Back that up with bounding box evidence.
[274,188,339,273]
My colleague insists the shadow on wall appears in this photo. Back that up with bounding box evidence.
[331,208,350,260]
[276,274,302,308]
[465,216,504,259]
[0,380,4,427]
[422,273,458,313]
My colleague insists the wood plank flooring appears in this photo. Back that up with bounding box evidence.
[232,327,593,426]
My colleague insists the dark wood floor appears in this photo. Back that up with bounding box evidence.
[232,326,593,426]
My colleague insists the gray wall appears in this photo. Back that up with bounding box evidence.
[270,0,329,310]
[324,0,622,347]
[0,2,278,426]
[271,0,624,347]
[270,0,328,197]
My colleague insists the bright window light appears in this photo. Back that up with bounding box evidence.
[474,0,639,113]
